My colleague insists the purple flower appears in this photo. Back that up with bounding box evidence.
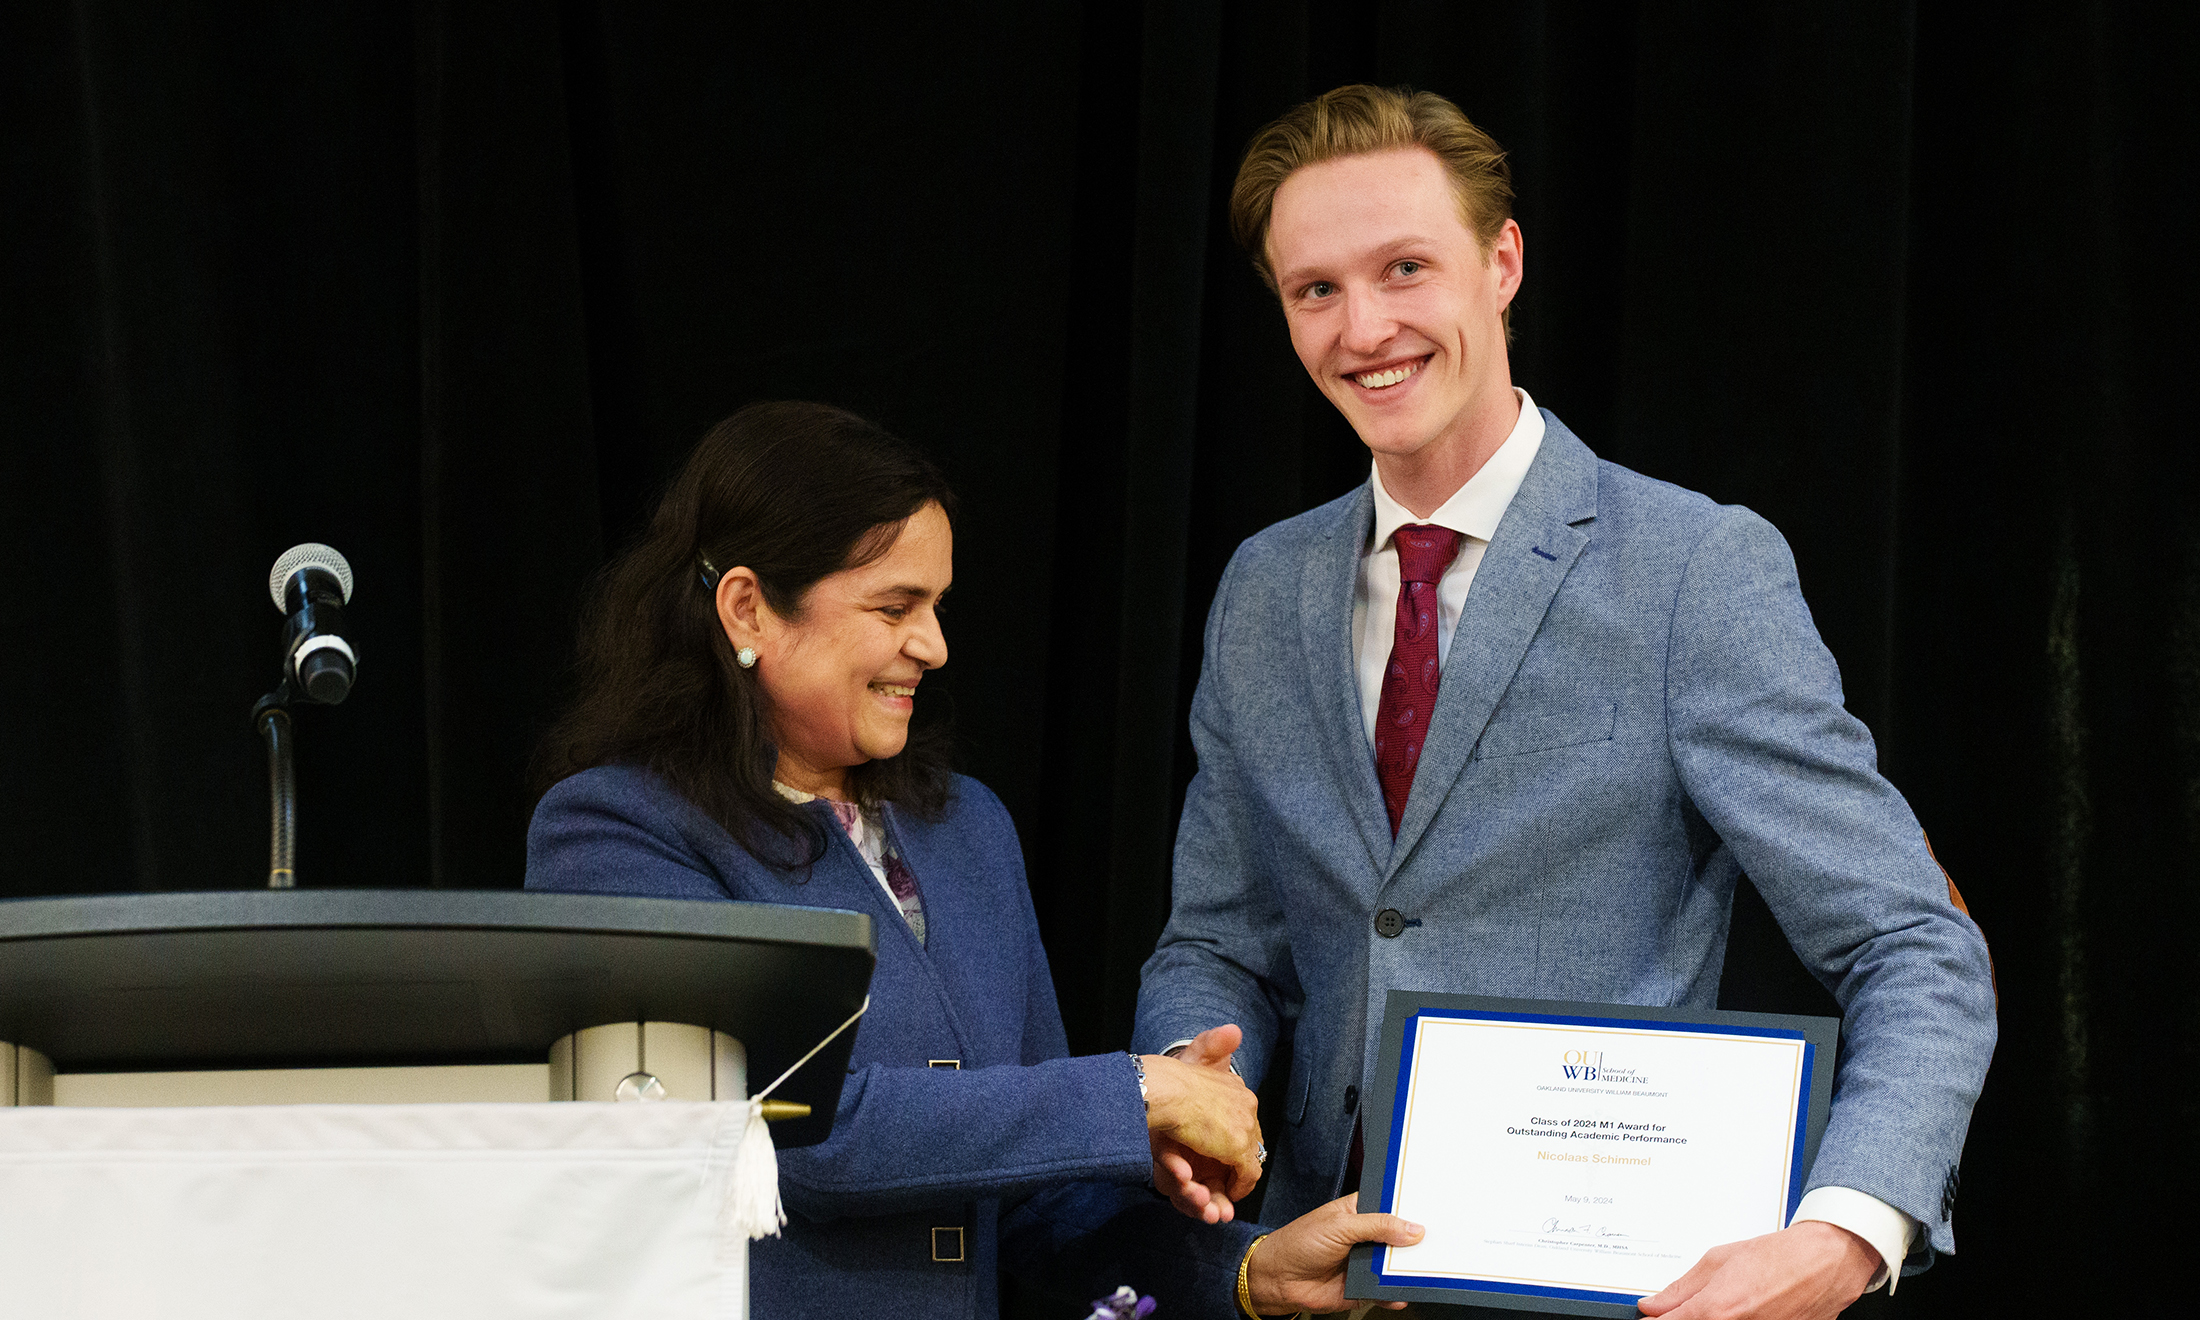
[1086,1286,1156,1320]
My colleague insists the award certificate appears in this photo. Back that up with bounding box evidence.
[1346,992,1836,1316]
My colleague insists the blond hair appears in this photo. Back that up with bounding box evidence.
[1230,84,1515,330]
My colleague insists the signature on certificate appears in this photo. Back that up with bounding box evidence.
[1539,1217,1633,1239]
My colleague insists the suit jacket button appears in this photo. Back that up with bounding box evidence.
[1344,1085,1359,1114]
[1375,909,1406,938]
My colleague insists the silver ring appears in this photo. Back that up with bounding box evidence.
[1256,1142,1269,1165]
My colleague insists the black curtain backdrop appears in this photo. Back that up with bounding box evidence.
[4,3,2194,1314]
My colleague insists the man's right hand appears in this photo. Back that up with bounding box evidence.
[1141,1024,1261,1223]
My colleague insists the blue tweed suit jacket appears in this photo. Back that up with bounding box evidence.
[1133,412,1996,1263]
[528,767,1257,1319]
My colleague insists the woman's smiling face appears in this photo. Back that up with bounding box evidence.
[725,501,952,798]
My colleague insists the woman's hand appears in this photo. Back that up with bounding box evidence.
[1139,1025,1263,1219]
[1246,1193,1425,1314]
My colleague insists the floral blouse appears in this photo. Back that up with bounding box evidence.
[773,782,927,944]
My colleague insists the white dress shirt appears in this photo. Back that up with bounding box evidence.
[1347,387,1918,1290]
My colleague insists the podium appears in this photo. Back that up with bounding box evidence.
[0,889,876,1318]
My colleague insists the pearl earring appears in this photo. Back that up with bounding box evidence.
[736,647,757,669]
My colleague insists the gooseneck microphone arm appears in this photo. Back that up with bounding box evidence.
[252,543,358,889]
[255,697,298,887]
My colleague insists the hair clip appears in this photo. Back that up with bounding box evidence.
[698,553,722,590]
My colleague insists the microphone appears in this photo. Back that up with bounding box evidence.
[266,543,358,705]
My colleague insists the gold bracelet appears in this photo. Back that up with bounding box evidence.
[1236,1232,1271,1319]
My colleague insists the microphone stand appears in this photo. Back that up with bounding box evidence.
[254,545,357,890]
[252,683,299,889]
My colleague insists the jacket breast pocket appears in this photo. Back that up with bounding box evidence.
[1474,701,1617,759]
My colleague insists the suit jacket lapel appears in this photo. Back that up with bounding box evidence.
[1385,416,1602,878]
[1300,484,1392,875]
[874,803,976,1043]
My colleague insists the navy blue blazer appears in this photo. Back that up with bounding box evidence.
[527,766,1256,1318]
[1135,413,1996,1265]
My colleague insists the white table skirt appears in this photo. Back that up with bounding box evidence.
[0,1101,748,1319]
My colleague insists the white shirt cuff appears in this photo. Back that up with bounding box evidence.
[1789,1186,1918,1294]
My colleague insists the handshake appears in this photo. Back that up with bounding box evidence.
[1136,1024,1424,1314]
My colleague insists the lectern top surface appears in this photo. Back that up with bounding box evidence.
[0,890,875,1147]
[0,888,872,946]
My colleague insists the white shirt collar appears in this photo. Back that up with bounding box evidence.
[1368,387,1546,551]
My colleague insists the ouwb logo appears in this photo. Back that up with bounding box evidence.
[1560,1049,1604,1081]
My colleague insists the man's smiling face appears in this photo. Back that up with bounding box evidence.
[1266,147,1521,466]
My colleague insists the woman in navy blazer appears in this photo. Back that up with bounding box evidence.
[524,403,1418,1319]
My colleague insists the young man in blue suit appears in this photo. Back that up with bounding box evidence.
[1133,86,1996,1320]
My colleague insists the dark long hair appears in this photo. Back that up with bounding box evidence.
[534,401,958,865]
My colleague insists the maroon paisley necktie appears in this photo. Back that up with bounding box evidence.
[1374,524,1465,836]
